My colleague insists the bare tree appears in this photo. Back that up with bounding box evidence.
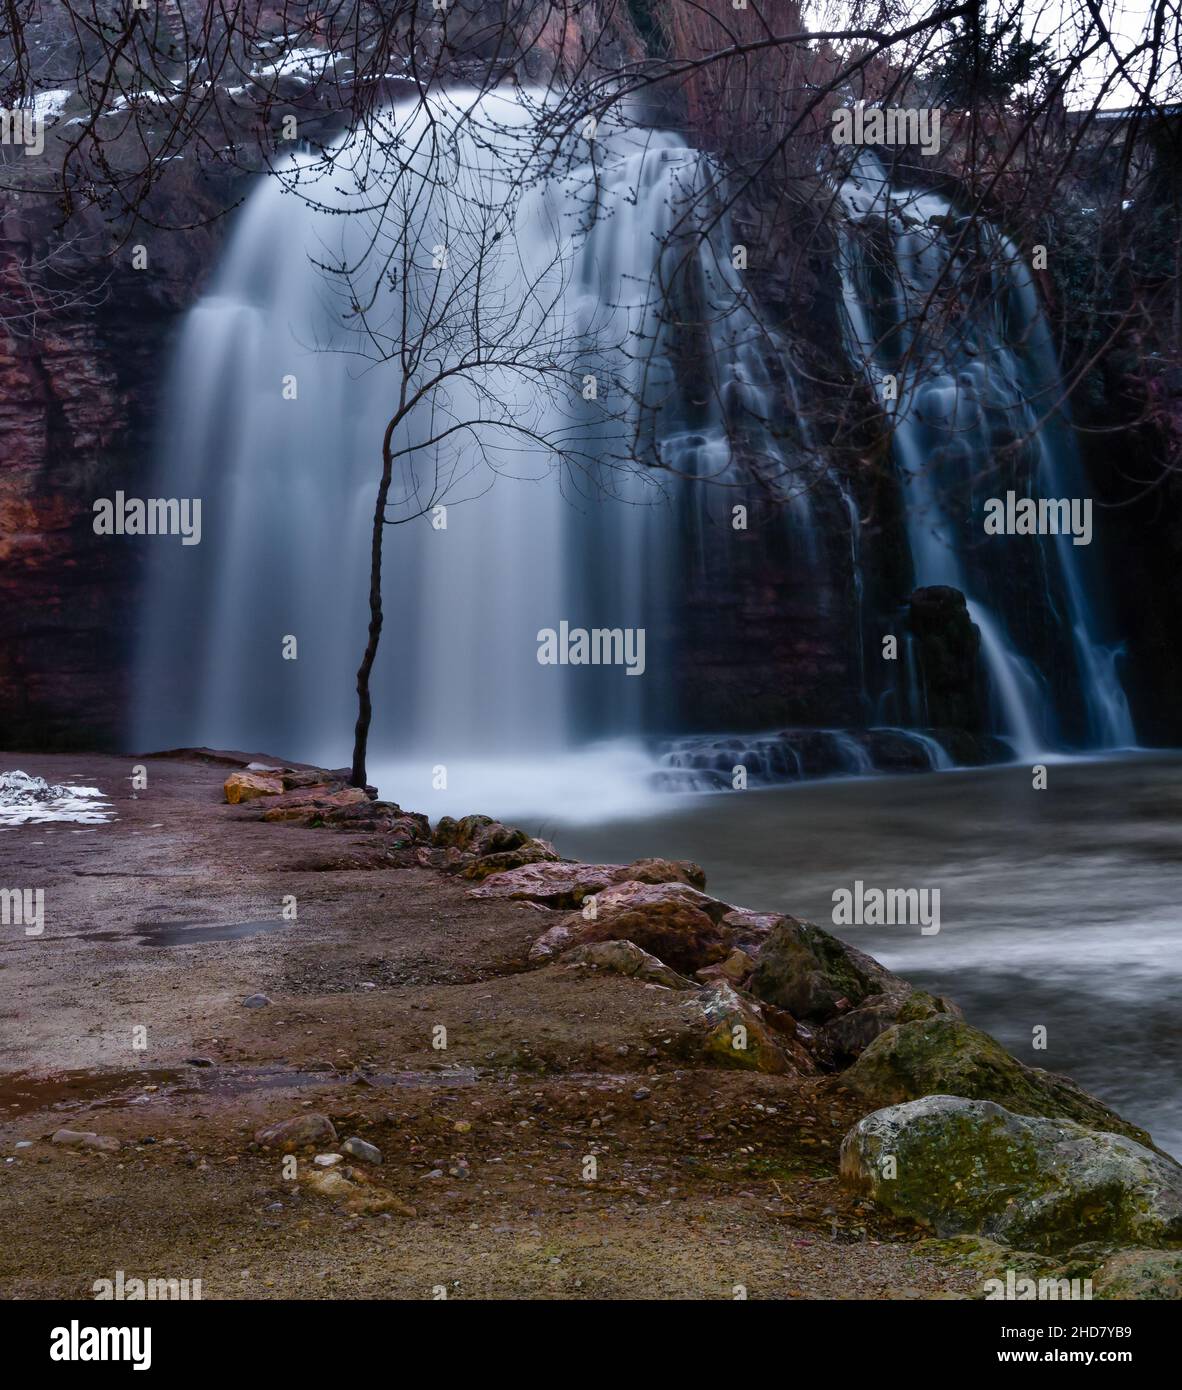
[4,0,1182,758]
[299,90,628,785]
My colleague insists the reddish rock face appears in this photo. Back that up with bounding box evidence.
[0,185,234,750]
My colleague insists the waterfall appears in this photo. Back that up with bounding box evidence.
[132,87,817,803]
[133,96,1134,812]
[837,152,1134,755]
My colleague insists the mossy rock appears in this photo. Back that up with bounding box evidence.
[691,983,790,1074]
[841,1095,1182,1254]
[431,813,492,849]
[914,1235,1064,1292]
[896,991,958,1024]
[1093,1248,1182,1300]
[460,840,559,880]
[750,918,900,1022]
[433,814,529,855]
[840,1017,1153,1147]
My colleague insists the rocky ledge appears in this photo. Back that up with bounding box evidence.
[219,757,1182,1299]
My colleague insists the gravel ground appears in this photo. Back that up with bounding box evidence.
[0,751,980,1300]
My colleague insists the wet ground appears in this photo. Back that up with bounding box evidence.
[0,752,977,1300]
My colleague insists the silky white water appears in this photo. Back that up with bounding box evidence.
[135,100,1134,808]
[838,153,1134,756]
[560,753,1182,1156]
[133,87,810,784]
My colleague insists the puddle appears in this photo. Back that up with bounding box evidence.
[0,1068,188,1116]
[0,771,115,826]
[68,920,292,947]
[197,1066,479,1097]
[139,920,291,947]
[0,1065,478,1118]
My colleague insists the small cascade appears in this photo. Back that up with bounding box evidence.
[652,725,952,791]
[836,152,1134,755]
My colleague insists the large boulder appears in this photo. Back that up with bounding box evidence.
[526,880,743,970]
[224,770,284,803]
[824,989,960,1062]
[460,839,559,880]
[260,786,369,824]
[840,1095,1182,1253]
[578,902,732,976]
[687,982,793,1074]
[839,1017,1153,1146]
[721,908,785,939]
[472,861,624,909]
[470,860,709,910]
[749,917,905,1021]
[433,814,528,856]
[618,857,706,890]
[588,879,734,925]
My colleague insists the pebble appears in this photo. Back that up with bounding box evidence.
[51,1129,120,1153]
[186,1057,215,1068]
[255,1113,337,1150]
[341,1137,382,1165]
[633,1087,651,1100]
[242,993,272,1009]
[314,1153,343,1168]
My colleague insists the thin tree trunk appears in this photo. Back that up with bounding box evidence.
[351,430,397,788]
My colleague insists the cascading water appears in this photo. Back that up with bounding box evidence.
[132,87,821,814]
[837,152,1134,756]
[134,97,1134,815]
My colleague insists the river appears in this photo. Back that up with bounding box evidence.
[547,751,1182,1157]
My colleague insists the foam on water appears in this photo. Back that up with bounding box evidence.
[372,739,672,825]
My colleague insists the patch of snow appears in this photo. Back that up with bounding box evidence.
[27,88,71,122]
[108,89,176,113]
[0,771,115,827]
[250,46,334,82]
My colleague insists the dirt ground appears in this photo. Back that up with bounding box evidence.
[0,751,980,1300]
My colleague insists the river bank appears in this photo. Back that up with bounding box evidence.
[557,751,1182,1157]
[0,751,1177,1300]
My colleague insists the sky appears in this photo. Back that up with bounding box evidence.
[802,0,1180,110]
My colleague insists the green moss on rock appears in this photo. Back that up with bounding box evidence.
[840,1017,1153,1146]
[1093,1248,1182,1300]
[750,918,895,1021]
[841,1095,1182,1254]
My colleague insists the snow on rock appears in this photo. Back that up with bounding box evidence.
[0,771,114,826]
